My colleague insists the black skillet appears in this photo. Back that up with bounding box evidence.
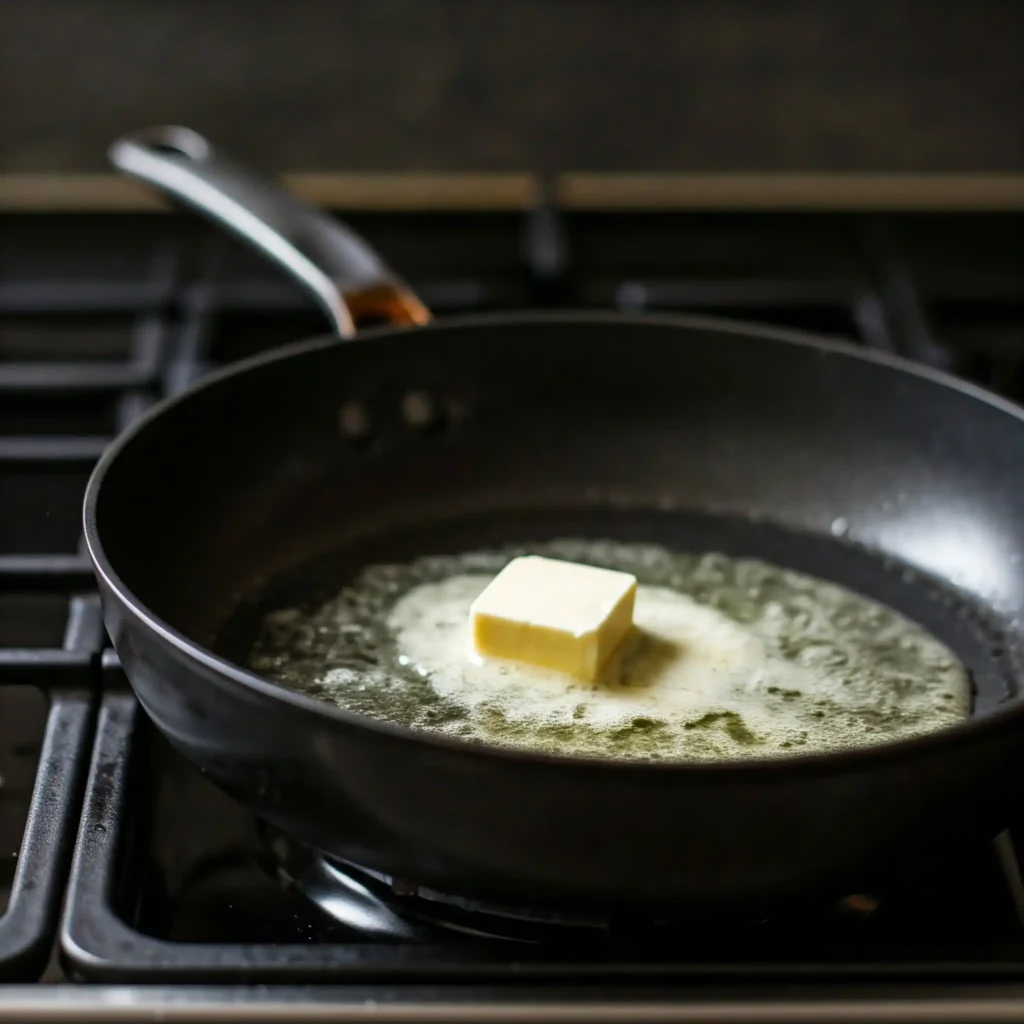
[84,126,1024,916]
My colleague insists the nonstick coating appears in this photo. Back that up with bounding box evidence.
[86,311,1024,913]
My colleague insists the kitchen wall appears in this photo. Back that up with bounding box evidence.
[1,0,1021,173]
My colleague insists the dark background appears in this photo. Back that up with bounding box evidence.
[1,0,1022,174]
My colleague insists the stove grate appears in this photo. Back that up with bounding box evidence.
[0,208,1021,985]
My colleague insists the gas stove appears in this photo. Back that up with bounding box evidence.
[3,207,1024,1020]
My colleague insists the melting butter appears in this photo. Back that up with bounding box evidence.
[248,540,971,762]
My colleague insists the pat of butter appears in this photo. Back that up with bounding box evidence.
[469,555,637,682]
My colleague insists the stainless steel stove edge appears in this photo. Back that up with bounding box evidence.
[3,986,1024,1023]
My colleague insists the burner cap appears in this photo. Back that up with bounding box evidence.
[260,826,892,946]
[264,827,610,943]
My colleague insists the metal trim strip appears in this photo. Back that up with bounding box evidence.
[3,174,1024,212]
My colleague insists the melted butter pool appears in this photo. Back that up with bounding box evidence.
[247,540,971,762]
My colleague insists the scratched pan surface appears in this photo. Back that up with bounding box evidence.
[84,129,1024,914]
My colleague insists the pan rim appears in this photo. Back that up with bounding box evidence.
[82,309,1024,777]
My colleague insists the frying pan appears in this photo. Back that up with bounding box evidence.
[85,126,1024,916]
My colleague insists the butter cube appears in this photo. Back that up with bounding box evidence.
[470,555,637,682]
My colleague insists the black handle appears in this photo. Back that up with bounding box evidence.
[110,126,430,337]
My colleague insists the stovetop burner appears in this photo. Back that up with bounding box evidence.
[4,208,1024,1015]
[266,825,619,943]
[265,826,902,946]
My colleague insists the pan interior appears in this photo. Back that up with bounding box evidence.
[91,316,1024,752]
[216,506,1016,735]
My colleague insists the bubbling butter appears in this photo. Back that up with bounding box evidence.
[248,540,972,763]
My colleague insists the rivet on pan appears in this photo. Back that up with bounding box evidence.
[830,517,850,537]
[338,401,371,439]
[402,390,435,429]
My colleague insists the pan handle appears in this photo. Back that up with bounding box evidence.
[110,126,431,338]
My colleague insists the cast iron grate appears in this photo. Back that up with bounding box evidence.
[0,541,101,983]
[59,673,1024,983]
[1,208,1023,985]
[0,595,99,982]
[0,213,177,979]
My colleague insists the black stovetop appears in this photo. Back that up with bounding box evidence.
[2,208,1024,1018]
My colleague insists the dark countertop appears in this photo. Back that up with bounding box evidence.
[2,0,1022,174]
